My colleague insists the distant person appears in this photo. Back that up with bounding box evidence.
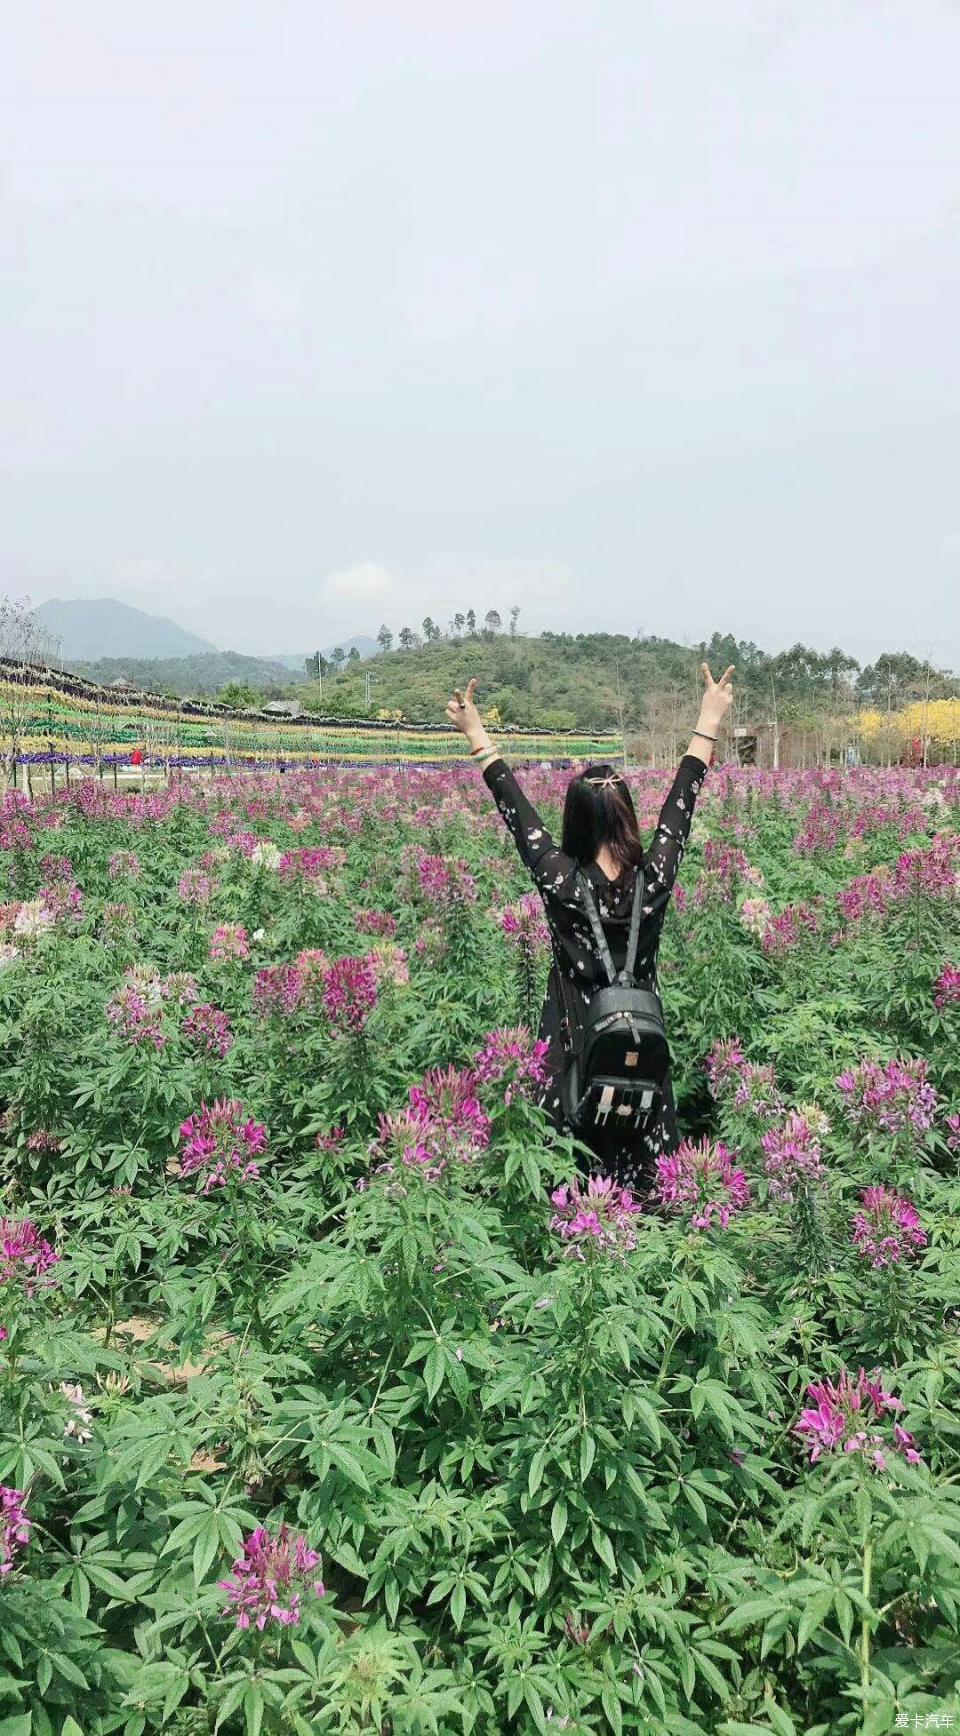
[446,664,733,1191]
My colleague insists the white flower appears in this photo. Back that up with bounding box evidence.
[60,1382,94,1443]
[0,942,21,968]
[251,842,282,871]
[740,896,773,938]
[252,928,266,942]
[13,899,55,939]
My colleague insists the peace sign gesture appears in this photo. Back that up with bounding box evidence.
[445,677,483,739]
[699,662,735,731]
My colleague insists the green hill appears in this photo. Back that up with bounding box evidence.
[295,630,959,733]
[72,651,306,698]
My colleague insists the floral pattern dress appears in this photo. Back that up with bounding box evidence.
[482,754,709,1189]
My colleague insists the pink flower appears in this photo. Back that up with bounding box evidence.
[760,902,820,957]
[370,1064,491,1185]
[934,963,960,1011]
[655,1137,751,1230]
[181,1003,233,1059]
[851,1186,927,1269]
[501,893,550,950]
[253,962,305,1020]
[108,850,141,880]
[947,1113,960,1154]
[355,908,397,937]
[0,1218,60,1296]
[761,1112,826,1204]
[218,1524,325,1631]
[473,1026,551,1105]
[794,1367,921,1468]
[178,868,213,907]
[705,1037,747,1098]
[836,1057,938,1138]
[106,982,166,1049]
[321,956,379,1035]
[1,1486,31,1575]
[414,851,478,907]
[178,1099,268,1195]
[209,923,250,963]
[549,1175,645,1259]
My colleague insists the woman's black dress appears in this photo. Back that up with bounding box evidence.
[483,753,709,1189]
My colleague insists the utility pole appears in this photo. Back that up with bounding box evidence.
[364,669,373,710]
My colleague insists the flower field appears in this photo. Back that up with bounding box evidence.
[1,761,959,1736]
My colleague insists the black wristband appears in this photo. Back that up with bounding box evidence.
[693,729,717,742]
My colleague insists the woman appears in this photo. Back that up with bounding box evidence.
[446,663,734,1189]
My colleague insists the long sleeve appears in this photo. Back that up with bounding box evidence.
[482,758,576,893]
[644,753,709,899]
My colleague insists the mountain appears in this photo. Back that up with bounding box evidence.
[70,651,305,697]
[34,598,217,661]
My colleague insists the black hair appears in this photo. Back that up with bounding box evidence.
[560,763,645,877]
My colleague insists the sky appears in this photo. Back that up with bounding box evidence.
[2,0,959,670]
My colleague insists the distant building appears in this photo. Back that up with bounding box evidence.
[263,699,302,718]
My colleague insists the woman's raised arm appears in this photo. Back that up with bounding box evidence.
[445,679,573,888]
[645,661,734,897]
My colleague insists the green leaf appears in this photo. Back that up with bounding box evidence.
[325,1441,372,1491]
[579,1432,596,1482]
[796,1589,833,1653]
[551,1497,568,1546]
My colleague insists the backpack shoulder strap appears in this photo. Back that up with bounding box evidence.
[576,872,617,986]
[620,865,645,987]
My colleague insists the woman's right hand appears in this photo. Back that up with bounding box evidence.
[698,662,735,732]
[445,678,487,745]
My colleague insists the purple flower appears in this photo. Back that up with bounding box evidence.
[369,1064,491,1185]
[108,849,141,880]
[836,1057,938,1138]
[322,956,379,1035]
[218,1523,325,1631]
[761,1111,827,1204]
[500,893,550,950]
[473,1026,551,1105]
[414,851,478,907]
[253,962,305,1020]
[407,1066,491,1160]
[181,1002,233,1059]
[1,1217,60,1295]
[947,1113,960,1155]
[934,963,960,1011]
[106,982,166,1050]
[549,1175,645,1259]
[178,1099,268,1195]
[760,902,821,957]
[704,1037,747,1098]
[178,868,214,907]
[851,1186,927,1269]
[1,1486,30,1575]
[794,1367,921,1469]
[655,1137,751,1231]
[355,908,397,937]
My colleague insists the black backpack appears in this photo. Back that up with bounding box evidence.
[559,868,670,1136]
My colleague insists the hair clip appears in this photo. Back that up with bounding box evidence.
[586,773,623,790]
